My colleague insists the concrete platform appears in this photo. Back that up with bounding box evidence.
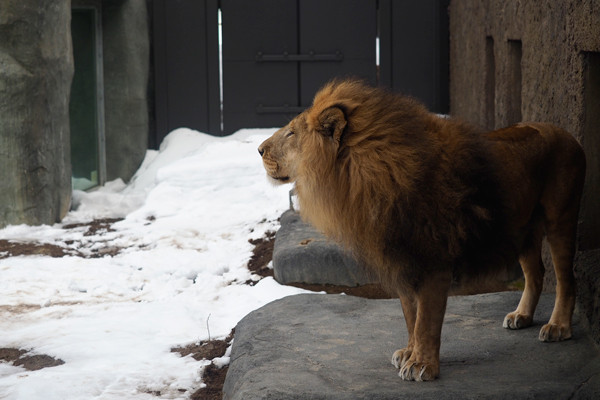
[223,292,600,400]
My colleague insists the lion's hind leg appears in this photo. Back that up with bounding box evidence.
[504,223,545,330]
[537,139,584,342]
[538,213,579,342]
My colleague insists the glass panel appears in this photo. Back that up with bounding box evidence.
[70,9,99,191]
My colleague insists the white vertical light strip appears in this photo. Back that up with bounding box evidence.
[376,36,380,67]
[218,8,224,132]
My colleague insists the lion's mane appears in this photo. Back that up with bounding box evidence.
[294,80,515,292]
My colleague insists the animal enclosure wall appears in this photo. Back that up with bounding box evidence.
[449,0,600,344]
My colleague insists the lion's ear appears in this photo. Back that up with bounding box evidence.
[317,106,347,142]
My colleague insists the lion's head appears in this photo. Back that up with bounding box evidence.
[257,80,429,259]
[258,95,349,187]
[257,118,302,185]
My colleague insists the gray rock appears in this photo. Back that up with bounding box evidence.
[0,0,73,228]
[273,210,377,286]
[224,292,600,400]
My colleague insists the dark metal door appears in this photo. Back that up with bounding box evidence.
[221,0,377,134]
[220,0,299,134]
[378,0,449,113]
[152,0,449,138]
[153,0,220,146]
[298,0,377,106]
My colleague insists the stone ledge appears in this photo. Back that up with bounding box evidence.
[273,210,376,286]
[223,292,600,400]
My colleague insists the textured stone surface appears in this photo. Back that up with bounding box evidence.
[224,292,600,400]
[449,0,600,346]
[449,0,599,132]
[103,0,149,182]
[576,249,600,346]
[0,1,73,228]
[273,210,376,286]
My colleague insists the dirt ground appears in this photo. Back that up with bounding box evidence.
[171,330,235,400]
[0,219,122,376]
[0,218,124,260]
[0,220,389,399]
[0,348,65,371]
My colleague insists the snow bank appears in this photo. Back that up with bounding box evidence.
[0,128,310,399]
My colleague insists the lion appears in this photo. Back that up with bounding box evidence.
[258,79,586,381]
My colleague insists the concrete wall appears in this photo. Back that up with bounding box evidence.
[0,0,150,229]
[0,1,73,227]
[103,0,149,182]
[449,0,600,345]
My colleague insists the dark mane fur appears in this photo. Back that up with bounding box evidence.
[295,80,517,293]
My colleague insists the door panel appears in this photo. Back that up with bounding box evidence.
[221,0,299,133]
[380,0,449,113]
[300,0,377,105]
[221,0,377,134]
[224,61,299,130]
[153,0,220,142]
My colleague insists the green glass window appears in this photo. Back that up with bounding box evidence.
[70,6,105,191]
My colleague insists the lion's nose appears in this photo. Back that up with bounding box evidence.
[258,147,264,157]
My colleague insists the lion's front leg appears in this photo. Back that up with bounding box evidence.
[391,293,416,369]
[393,271,451,381]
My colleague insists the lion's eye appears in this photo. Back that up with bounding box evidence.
[286,130,295,138]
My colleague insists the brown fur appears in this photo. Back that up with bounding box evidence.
[258,79,586,381]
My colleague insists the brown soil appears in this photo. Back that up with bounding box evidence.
[0,348,64,371]
[0,218,125,260]
[171,330,235,400]
[193,363,228,400]
[246,230,276,279]
[62,217,122,236]
[171,330,234,361]
[0,240,73,259]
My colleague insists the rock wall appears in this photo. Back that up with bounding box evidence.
[449,0,600,345]
[0,1,73,227]
[576,249,600,345]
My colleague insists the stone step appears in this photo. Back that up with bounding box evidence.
[273,210,377,287]
[223,292,600,400]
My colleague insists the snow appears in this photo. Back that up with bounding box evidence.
[0,128,312,399]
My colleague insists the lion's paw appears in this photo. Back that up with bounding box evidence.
[391,348,412,369]
[398,358,438,382]
[503,312,533,330]
[539,323,571,342]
